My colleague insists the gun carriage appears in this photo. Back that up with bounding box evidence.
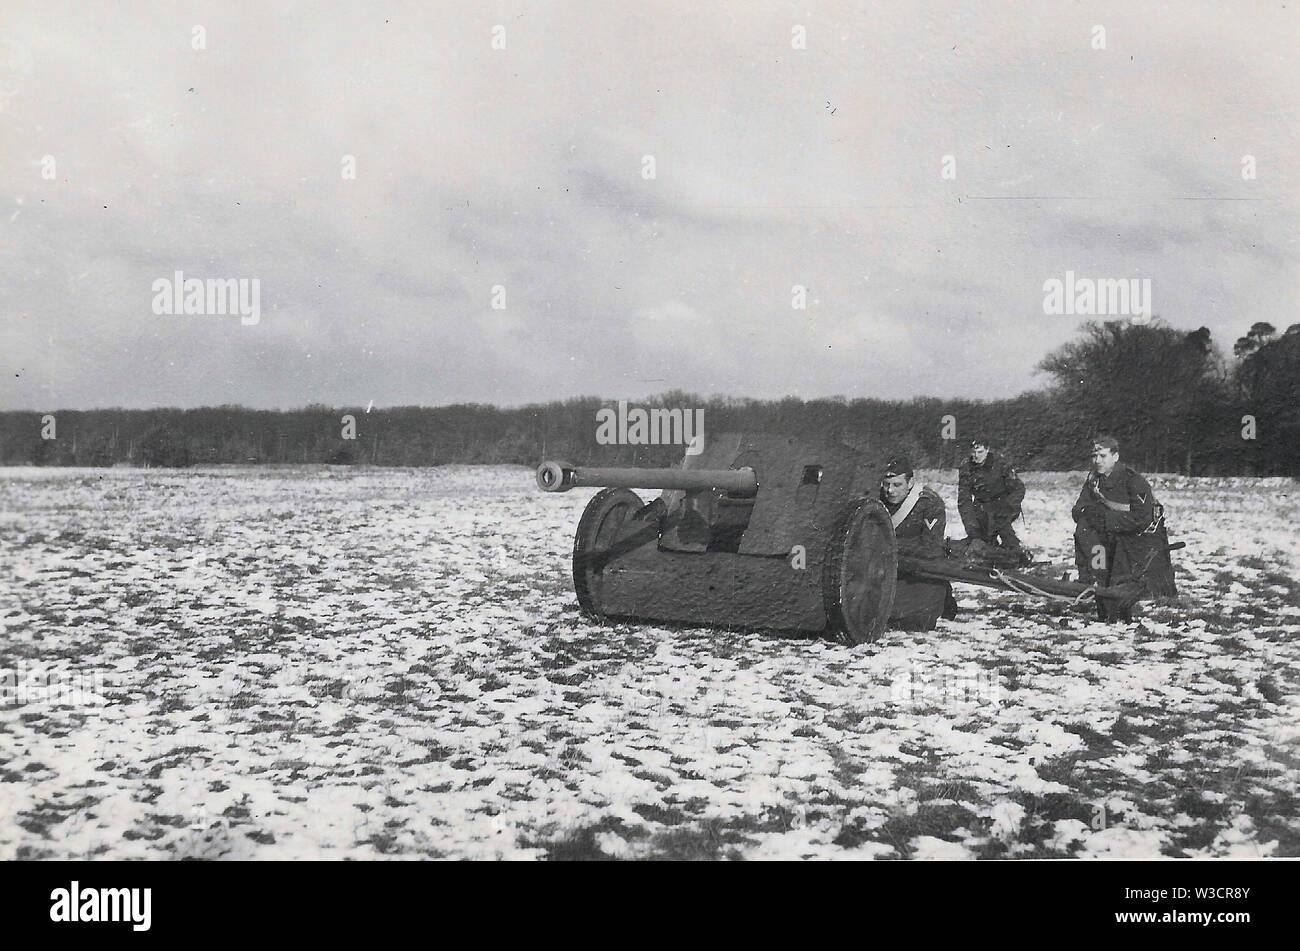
[537,433,1167,643]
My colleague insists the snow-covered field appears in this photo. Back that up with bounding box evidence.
[1,465,1296,860]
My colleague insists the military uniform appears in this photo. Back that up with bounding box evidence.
[958,450,1026,549]
[882,484,955,630]
[1071,465,1177,597]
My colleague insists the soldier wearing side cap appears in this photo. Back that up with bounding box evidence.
[1071,435,1177,598]
[879,455,957,630]
[957,435,1026,553]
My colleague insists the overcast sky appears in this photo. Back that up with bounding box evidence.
[1,1,1296,410]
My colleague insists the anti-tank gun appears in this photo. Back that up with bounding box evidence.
[537,433,1172,642]
[537,433,897,644]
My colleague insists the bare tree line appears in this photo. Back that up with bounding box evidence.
[3,321,1297,475]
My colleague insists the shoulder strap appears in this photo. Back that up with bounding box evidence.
[889,483,924,528]
[1097,469,1135,511]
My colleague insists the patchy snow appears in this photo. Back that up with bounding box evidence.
[0,466,1296,859]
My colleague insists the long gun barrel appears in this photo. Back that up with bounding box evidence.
[536,460,758,496]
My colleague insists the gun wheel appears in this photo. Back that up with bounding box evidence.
[572,487,644,619]
[824,498,897,645]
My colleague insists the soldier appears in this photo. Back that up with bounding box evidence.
[957,436,1026,553]
[1071,435,1177,598]
[879,455,956,630]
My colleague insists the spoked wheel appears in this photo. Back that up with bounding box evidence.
[572,487,645,619]
[823,498,897,645]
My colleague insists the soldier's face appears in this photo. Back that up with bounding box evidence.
[1092,446,1119,474]
[882,474,912,504]
[970,444,989,464]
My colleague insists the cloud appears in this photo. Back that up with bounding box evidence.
[0,1,1296,409]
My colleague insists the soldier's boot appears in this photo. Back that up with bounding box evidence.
[994,523,1033,566]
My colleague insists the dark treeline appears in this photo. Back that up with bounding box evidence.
[2,320,1297,474]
